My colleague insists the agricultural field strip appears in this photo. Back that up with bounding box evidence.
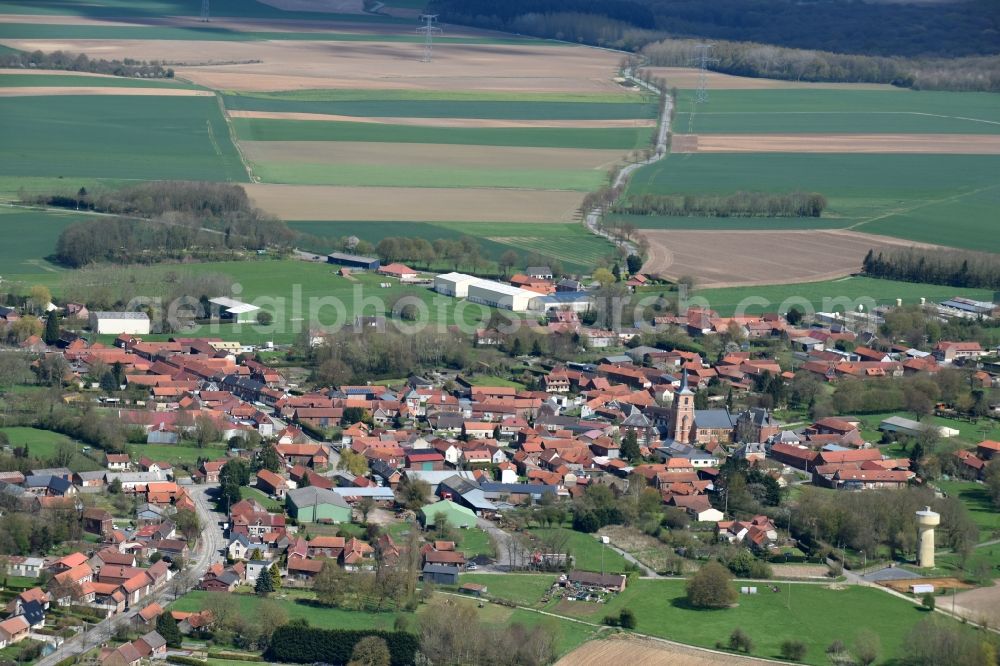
[0,86,215,96]
[0,23,544,44]
[243,183,585,223]
[0,94,247,182]
[221,95,656,120]
[228,110,654,129]
[674,133,1000,154]
[231,118,652,149]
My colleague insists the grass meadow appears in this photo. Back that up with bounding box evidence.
[682,277,997,316]
[289,221,616,274]
[0,426,102,472]
[232,118,653,150]
[11,260,504,345]
[548,578,944,664]
[0,95,248,182]
[171,588,597,657]
[673,89,1000,134]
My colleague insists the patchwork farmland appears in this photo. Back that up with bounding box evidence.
[0,0,654,280]
[629,72,1000,283]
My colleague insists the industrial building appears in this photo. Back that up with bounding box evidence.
[326,252,380,271]
[433,272,481,298]
[88,311,151,335]
[536,291,594,313]
[467,281,538,311]
[433,272,540,311]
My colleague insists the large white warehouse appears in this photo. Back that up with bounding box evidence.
[467,281,539,312]
[434,272,540,312]
[433,272,482,298]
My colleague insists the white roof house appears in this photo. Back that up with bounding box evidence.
[88,311,151,335]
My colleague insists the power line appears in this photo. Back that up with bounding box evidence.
[687,43,718,133]
[416,14,442,62]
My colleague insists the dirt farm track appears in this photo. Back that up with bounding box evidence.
[640,229,946,288]
[556,636,780,665]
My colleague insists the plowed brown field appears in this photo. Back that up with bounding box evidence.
[641,229,943,287]
[556,637,778,665]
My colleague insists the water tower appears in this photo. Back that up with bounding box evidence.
[916,506,940,568]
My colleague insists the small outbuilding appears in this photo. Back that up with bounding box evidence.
[327,252,380,271]
[419,499,477,529]
[422,563,460,585]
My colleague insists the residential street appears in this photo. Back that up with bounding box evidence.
[34,483,225,666]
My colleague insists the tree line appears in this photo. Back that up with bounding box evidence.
[613,191,827,218]
[862,247,1000,290]
[0,49,174,78]
[429,0,999,91]
[642,38,1000,93]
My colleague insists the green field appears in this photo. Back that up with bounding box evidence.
[252,162,604,191]
[673,89,1000,134]
[171,588,596,657]
[290,220,616,274]
[0,95,248,182]
[241,486,284,512]
[7,260,502,345]
[607,213,853,230]
[232,118,652,150]
[0,207,89,274]
[529,528,629,574]
[550,578,950,664]
[627,153,1000,251]
[457,573,556,606]
[223,94,655,120]
[689,277,996,316]
[0,73,195,88]
[129,442,229,467]
[0,426,102,472]
[226,89,650,104]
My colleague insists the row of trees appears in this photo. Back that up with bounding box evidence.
[643,38,1000,93]
[862,247,1000,289]
[0,49,174,78]
[614,191,827,218]
[429,0,999,62]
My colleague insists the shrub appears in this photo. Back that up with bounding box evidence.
[780,639,807,661]
[728,628,753,653]
[921,592,936,611]
[167,657,208,666]
[618,608,637,630]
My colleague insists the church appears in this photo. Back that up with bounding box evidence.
[668,374,735,446]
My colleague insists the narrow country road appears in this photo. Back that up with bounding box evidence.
[584,67,672,257]
[35,483,225,666]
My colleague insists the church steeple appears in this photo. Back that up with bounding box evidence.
[672,370,695,444]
